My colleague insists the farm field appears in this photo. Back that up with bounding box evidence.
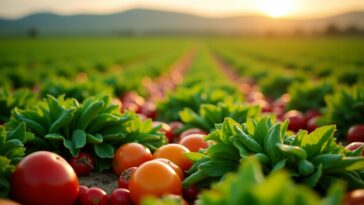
[1,36,364,205]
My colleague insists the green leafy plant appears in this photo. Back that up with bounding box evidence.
[259,75,306,99]
[6,95,165,171]
[0,87,38,123]
[0,123,33,198]
[324,86,364,138]
[157,84,241,122]
[287,82,333,112]
[183,117,364,191]
[198,158,344,205]
[180,102,260,132]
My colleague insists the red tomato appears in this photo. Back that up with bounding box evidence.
[305,109,321,120]
[11,151,79,205]
[129,160,182,205]
[153,144,192,171]
[179,128,207,140]
[283,110,307,132]
[69,152,95,176]
[154,158,184,180]
[347,125,364,143]
[140,101,157,119]
[179,134,209,152]
[75,185,89,205]
[118,167,137,189]
[80,187,108,205]
[113,143,153,176]
[153,121,173,142]
[307,116,320,132]
[169,121,184,142]
[346,142,364,156]
[183,185,199,202]
[109,188,133,205]
[344,189,364,205]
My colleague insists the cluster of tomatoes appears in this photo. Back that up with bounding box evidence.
[7,119,209,205]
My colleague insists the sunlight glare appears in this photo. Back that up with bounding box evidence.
[258,0,295,18]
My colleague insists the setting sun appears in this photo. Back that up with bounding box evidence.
[258,0,295,18]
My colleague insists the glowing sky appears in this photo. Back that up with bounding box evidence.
[1,0,364,19]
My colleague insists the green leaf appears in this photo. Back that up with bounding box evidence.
[265,123,282,164]
[298,159,315,176]
[276,143,307,159]
[94,143,114,158]
[300,126,336,159]
[49,108,74,133]
[221,118,239,144]
[234,125,262,153]
[303,164,323,187]
[271,159,286,173]
[64,139,79,157]
[199,161,237,177]
[184,152,207,162]
[72,129,87,149]
[206,143,239,162]
[87,133,103,144]
[183,170,208,188]
[77,100,104,130]
[45,133,64,141]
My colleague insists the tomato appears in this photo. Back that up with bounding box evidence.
[346,142,364,156]
[11,151,79,205]
[153,144,192,171]
[183,185,199,202]
[0,199,21,205]
[113,143,153,176]
[179,128,207,140]
[344,189,364,205]
[140,101,157,119]
[80,187,108,205]
[347,125,364,143]
[179,134,209,152]
[121,92,145,113]
[118,167,137,189]
[129,160,182,205]
[153,121,173,142]
[169,121,184,142]
[307,116,320,132]
[109,188,133,205]
[69,152,95,176]
[74,185,89,205]
[283,110,307,132]
[154,158,184,180]
[305,109,321,120]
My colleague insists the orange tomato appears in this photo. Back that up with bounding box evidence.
[113,143,153,176]
[179,134,209,152]
[153,144,192,171]
[129,160,182,205]
[154,158,184,180]
[179,128,207,139]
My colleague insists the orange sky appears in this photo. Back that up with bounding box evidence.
[1,0,364,19]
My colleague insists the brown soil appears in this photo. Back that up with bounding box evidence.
[78,171,118,194]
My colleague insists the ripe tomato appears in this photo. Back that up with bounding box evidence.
[154,158,184,180]
[179,128,207,140]
[344,189,364,205]
[347,125,364,143]
[179,134,209,152]
[69,152,95,176]
[80,187,108,205]
[183,185,199,202]
[283,110,307,132]
[153,121,173,142]
[153,144,192,171]
[140,101,157,119]
[11,151,79,205]
[307,116,320,132]
[74,185,89,205]
[305,109,321,120]
[346,142,364,156]
[109,188,133,205]
[118,167,137,189]
[113,143,153,176]
[169,121,184,142]
[129,160,182,205]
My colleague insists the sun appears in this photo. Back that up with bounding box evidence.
[258,0,295,18]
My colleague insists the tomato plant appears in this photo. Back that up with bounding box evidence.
[179,134,209,152]
[129,160,182,205]
[11,151,79,205]
[109,188,133,205]
[153,144,192,171]
[69,152,95,176]
[80,187,108,205]
[113,143,153,176]
[118,167,137,189]
[347,125,364,143]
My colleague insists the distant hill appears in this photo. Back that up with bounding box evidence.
[0,8,364,36]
